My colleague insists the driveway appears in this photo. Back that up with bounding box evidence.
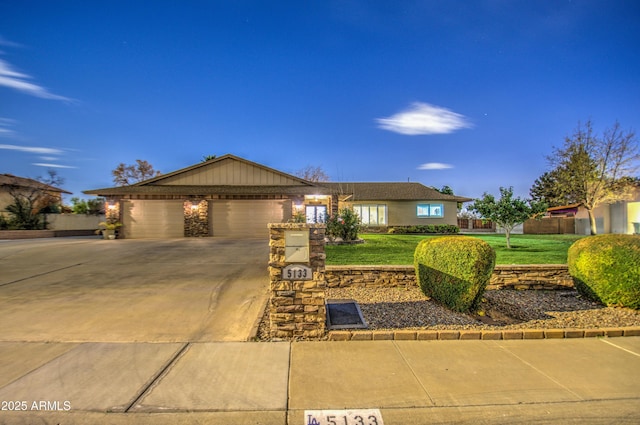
[0,237,269,343]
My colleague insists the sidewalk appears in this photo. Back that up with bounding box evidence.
[0,337,639,424]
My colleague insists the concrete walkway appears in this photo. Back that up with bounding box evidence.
[0,337,638,424]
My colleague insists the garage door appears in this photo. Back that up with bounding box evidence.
[122,200,184,238]
[211,200,290,238]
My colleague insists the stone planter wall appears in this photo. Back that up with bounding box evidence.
[325,264,573,290]
[268,223,327,339]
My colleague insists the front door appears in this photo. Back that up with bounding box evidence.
[306,205,327,223]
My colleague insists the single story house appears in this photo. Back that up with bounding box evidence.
[1,173,71,217]
[83,154,470,239]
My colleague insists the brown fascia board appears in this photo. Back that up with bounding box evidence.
[83,185,330,197]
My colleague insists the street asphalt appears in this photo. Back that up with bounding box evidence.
[0,237,639,424]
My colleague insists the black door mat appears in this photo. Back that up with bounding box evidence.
[326,299,368,330]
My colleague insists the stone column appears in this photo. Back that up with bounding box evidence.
[268,223,326,339]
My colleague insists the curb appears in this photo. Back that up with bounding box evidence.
[327,326,640,341]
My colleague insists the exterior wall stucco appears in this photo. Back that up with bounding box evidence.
[342,200,458,227]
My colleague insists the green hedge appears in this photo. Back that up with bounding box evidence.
[388,224,459,234]
[414,236,496,312]
[568,234,640,309]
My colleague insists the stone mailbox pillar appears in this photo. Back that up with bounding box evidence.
[268,223,326,339]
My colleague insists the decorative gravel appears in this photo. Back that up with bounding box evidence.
[256,287,640,340]
[326,286,640,331]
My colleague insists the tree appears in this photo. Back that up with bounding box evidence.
[202,155,217,162]
[438,185,454,196]
[294,165,329,182]
[437,185,462,209]
[112,160,161,186]
[70,197,104,215]
[469,187,546,249]
[545,120,639,235]
[529,169,571,207]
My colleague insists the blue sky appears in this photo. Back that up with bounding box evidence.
[1,1,639,202]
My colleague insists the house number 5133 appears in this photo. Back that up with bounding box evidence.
[304,409,384,425]
[283,264,312,281]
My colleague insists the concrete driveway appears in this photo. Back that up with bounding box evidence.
[0,237,269,342]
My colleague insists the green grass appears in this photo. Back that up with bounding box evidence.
[325,233,586,265]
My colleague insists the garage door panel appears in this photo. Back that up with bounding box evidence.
[211,200,290,238]
[123,200,184,238]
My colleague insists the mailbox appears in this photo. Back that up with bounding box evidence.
[284,229,309,262]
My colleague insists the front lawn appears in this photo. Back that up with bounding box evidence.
[325,233,586,265]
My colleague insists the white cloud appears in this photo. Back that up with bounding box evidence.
[0,117,16,137]
[377,102,472,135]
[0,57,71,101]
[32,163,76,169]
[0,36,23,48]
[0,143,64,155]
[418,162,454,170]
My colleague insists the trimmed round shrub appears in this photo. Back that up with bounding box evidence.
[568,235,640,309]
[414,236,496,312]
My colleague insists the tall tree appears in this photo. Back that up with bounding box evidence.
[112,160,161,186]
[469,187,546,249]
[202,155,217,162]
[529,169,571,207]
[295,165,329,182]
[546,120,639,235]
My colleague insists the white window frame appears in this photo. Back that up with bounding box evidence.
[417,203,444,218]
[353,204,387,226]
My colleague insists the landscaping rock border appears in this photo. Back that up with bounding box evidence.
[327,327,640,341]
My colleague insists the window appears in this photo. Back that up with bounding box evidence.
[417,203,444,218]
[353,204,387,226]
[306,205,327,223]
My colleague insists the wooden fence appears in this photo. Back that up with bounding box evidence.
[457,218,495,232]
[523,217,575,234]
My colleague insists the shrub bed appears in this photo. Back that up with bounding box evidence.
[568,234,640,309]
[414,236,496,312]
[387,224,459,234]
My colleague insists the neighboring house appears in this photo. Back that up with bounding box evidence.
[538,187,640,235]
[574,186,640,235]
[83,154,470,239]
[0,173,71,218]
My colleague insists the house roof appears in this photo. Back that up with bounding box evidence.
[547,203,582,212]
[0,174,72,194]
[84,154,329,196]
[318,182,472,202]
[83,154,471,202]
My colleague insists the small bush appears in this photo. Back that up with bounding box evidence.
[414,236,496,312]
[568,234,640,309]
[326,207,361,241]
[388,224,459,234]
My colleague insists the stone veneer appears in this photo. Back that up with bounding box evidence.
[184,200,209,237]
[268,223,327,339]
[325,264,573,290]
